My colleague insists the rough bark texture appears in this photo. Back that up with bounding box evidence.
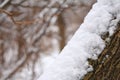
[83,24,120,80]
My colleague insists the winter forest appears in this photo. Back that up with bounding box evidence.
[0,0,120,80]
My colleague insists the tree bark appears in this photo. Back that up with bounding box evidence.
[57,13,66,51]
[83,23,120,80]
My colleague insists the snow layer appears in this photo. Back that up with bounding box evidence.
[38,0,120,80]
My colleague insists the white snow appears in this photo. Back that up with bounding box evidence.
[38,0,120,80]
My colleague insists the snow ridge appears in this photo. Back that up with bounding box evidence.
[38,0,120,80]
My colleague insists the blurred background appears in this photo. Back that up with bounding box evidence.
[0,0,96,80]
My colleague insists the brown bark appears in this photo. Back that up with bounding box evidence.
[57,13,66,51]
[83,24,120,80]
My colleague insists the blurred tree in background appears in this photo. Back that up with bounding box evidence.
[0,0,96,80]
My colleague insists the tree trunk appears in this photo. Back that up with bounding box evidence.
[57,13,66,51]
[83,24,120,80]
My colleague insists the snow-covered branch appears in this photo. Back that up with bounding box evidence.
[0,0,10,8]
[38,0,120,80]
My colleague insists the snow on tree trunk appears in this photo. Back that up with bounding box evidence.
[83,23,120,80]
[38,0,120,80]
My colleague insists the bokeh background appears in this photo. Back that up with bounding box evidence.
[0,0,96,80]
